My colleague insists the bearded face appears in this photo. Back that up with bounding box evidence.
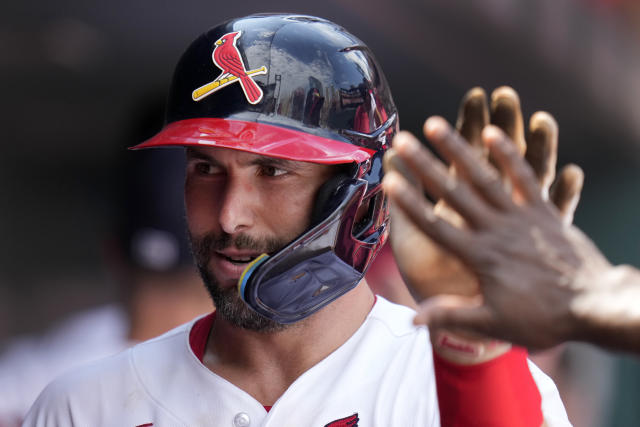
[190,231,290,332]
[184,146,335,331]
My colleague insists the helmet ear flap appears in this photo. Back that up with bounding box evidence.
[310,172,353,227]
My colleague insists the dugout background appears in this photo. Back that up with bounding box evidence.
[1,1,639,425]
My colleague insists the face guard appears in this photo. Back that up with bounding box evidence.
[133,14,397,323]
[237,120,395,323]
[238,179,367,323]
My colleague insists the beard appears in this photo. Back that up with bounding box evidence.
[190,231,291,332]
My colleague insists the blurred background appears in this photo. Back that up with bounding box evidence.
[1,0,639,425]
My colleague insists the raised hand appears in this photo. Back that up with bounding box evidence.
[383,117,620,350]
[386,87,582,302]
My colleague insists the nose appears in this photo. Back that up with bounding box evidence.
[219,175,255,235]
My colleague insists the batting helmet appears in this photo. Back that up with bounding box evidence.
[134,13,397,323]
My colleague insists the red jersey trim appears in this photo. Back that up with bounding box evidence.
[189,312,216,362]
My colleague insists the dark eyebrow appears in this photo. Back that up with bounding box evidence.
[185,147,300,169]
[250,156,299,169]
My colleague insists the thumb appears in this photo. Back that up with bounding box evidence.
[414,294,492,335]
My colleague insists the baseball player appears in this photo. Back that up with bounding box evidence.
[24,14,570,426]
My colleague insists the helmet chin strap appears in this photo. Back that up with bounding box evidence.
[237,179,375,324]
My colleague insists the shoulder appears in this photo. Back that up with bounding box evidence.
[22,347,136,426]
[352,296,433,373]
[23,318,199,425]
[367,295,425,337]
[0,305,129,419]
[314,296,438,424]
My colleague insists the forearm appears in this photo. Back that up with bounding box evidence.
[571,264,640,353]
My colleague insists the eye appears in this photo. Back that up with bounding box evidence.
[191,161,220,176]
[196,162,212,174]
[259,165,288,177]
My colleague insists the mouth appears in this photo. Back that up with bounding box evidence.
[219,254,260,265]
[210,252,263,285]
[215,249,266,267]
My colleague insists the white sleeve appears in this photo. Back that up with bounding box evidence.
[528,359,573,427]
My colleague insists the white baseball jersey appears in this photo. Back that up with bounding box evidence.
[23,298,569,426]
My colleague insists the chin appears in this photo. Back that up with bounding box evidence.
[198,265,289,333]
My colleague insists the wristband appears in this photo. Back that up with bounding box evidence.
[434,331,510,364]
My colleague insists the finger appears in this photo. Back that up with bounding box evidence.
[525,111,558,199]
[483,125,543,205]
[413,294,493,336]
[383,148,422,190]
[455,87,489,150]
[423,116,513,212]
[550,164,584,225]
[393,129,496,229]
[383,170,473,261]
[490,86,526,156]
[388,203,444,300]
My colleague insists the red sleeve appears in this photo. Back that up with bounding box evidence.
[434,347,543,427]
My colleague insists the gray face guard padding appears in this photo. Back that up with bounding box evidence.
[238,178,384,323]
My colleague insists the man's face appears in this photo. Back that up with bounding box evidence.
[185,146,335,331]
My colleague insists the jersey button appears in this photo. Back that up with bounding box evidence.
[233,412,251,427]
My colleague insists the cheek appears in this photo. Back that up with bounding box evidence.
[184,179,220,234]
[261,183,318,237]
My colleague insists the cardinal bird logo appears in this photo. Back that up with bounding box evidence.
[324,413,359,427]
[192,31,268,104]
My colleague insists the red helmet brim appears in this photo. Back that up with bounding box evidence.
[131,118,375,165]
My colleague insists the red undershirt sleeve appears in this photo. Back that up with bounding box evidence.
[433,347,543,427]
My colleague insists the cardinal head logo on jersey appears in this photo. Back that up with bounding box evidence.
[192,31,268,104]
[324,413,359,427]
